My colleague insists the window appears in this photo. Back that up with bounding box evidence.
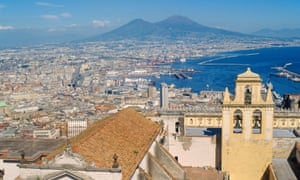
[175,122,180,133]
[252,109,262,134]
[175,156,178,161]
[233,110,243,133]
[244,85,252,105]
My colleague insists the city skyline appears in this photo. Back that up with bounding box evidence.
[0,0,300,34]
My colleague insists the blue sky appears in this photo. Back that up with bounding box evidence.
[0,0,300,34]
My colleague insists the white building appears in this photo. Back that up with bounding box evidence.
[33,127,60,139]
[67,119,87,138]
[160,83,169,109]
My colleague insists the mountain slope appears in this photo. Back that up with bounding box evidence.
[90,15,249,41]
[98,18,157,40]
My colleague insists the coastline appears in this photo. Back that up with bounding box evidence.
[153,46,300,95]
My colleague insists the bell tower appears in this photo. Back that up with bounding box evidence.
[222,68,274,180]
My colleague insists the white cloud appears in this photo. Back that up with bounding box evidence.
[48,28,57,32]
[35,2,63,8]
[67,24,79,27]
[0,4,6,8]
[40,14,59,20]
[0,25,14,30]
[60,12,72,18]
[92,20,110,28]
[48,28,66,32]
[40,13,72,20]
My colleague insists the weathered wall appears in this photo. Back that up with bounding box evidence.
[222,139,272,180]
[273,137,300,158]
[154,143,185,180]
[168,135,217,167]
[147,154,173,180]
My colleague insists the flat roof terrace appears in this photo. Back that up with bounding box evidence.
[0,139,66,161]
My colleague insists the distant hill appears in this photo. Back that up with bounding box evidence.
[253,28,300,38]
[89,15,250,41]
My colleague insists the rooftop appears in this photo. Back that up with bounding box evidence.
[0,139,65,161]
[184,167,226,180]
[46,108,161,179]
[273,129,296,138]
[272,158,297,180]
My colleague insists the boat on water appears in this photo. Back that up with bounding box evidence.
[174,73,183,79]
[181,73,192,79]
[187,68,195,73]
[270,62,300,83]
[270,72,288,77]
[178,68,196,73]
[174,73,192,79]
[180,58,186,63]
[289,76,300,82]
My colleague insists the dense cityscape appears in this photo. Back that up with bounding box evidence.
[0,35,299,179]
[1,1,300,179]
[0,37,298,138]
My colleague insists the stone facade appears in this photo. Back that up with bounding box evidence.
[221,68,274,180]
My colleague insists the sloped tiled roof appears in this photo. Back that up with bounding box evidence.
[46,108,160,179]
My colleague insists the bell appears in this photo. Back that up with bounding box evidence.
[253,120,259,128]
[234,119,241,129]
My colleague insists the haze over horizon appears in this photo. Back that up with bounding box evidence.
[1,0,300,35]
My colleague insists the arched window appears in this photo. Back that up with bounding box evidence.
[233,109,243,133]
[244,85,252,105]
[252,109,262,134]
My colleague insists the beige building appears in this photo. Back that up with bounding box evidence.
[182,68,299,179]
[221,68,274,180]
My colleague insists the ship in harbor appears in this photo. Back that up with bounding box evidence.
[179,58,186,63]
[174,72,192,79]
[270,63,300,83]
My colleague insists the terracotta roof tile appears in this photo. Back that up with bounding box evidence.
[46,108,160,180]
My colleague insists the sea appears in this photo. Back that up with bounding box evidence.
[151,46,300,96]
